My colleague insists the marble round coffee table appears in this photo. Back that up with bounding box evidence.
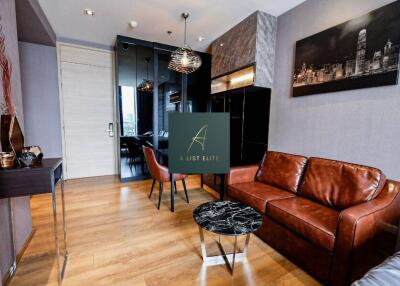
[193,201,262,274]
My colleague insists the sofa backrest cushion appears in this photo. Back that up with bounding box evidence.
[256,151,308,193]
[299,158,386,210]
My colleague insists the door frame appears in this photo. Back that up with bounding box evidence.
[56,42,118,179]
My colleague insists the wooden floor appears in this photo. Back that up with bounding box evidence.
[10,175,320,286]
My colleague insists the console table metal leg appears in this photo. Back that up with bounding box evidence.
[61,177,67,254]
[51,174,69,284]
[7,198,17,282]
[51,182,62,284]
[60,177,68,277]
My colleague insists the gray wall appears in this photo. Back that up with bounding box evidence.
[19,42,62,157]
[0,0,32,280]
[270,0,400,180]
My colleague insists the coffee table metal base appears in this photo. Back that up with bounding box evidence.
[198,226,250,274]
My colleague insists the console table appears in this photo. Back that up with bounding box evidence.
[0,158,67,285]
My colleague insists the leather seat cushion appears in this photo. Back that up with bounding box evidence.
[299,158,386,210]
[228,182,295,213]
[267,197,339,251]
[173,173,186,181]
[256,151,308,193]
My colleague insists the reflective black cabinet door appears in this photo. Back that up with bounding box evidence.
[117,41,154,180]
[116,36,211,181]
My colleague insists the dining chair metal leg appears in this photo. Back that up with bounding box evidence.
[174,181,178,194]
[170,174,175,212]
[149,179,156,198]
[158,183,163,210]
[182,178,189,203]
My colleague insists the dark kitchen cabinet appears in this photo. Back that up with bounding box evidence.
[203,86,271,192]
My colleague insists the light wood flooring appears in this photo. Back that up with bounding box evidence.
[10,175,320,286]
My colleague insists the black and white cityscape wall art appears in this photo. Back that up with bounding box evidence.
[292,1,400,97]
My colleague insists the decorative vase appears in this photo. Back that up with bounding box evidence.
[0,114,24,153]
[0,114,12,152]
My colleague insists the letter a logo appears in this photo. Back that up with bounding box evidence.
[187,125,208,153]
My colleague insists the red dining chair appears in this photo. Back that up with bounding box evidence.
[142,146,189,210]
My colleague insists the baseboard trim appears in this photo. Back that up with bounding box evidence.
[2,228,36,286]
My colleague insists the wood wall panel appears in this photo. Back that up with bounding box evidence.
[210,11,277,89]
[211,12,257,78]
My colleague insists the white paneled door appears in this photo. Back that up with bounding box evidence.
[58,44,116,179]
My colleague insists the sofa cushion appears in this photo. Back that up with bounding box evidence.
[267,197,339,251]
[299,158,386,210]
[256,151,308,193]
[352,252,400,286]
[228,182,295,213]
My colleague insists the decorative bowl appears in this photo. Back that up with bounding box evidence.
[0,152,15,169]
[19,146,43,167]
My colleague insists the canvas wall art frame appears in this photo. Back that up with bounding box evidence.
[293,0,400,97]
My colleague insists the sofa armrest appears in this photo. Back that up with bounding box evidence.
[225,164,259,185]
[331,180,400,286]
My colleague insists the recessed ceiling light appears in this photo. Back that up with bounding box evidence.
[129,21,138,28]
[197,36,205,42]
[219,43,224,47]
[84,9,95,16]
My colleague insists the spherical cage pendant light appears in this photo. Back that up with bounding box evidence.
[138,57,154,92]
[168,13,202,74]
[137,79,153,92]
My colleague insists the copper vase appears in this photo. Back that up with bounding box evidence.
[0,114,24,153]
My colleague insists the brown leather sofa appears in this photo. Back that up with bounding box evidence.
[226,151,400,286]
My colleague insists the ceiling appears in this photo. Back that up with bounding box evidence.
[37,0,306,51]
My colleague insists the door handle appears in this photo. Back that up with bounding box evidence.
[105,123,114,137]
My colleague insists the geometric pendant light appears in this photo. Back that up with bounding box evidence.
[168,13,202,74]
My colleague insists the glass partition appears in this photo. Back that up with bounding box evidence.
[116,41,153,180]
[116,36,211,181]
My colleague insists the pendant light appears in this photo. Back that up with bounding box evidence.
[168,13,202,74]
[138,57,153,92]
